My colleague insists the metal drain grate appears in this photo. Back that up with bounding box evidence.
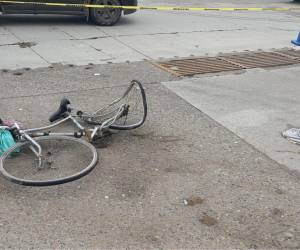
[275,49,300,59]
[159,57,242,76]
[157,49,300,77]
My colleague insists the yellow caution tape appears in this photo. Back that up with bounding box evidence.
[0,0,298,11]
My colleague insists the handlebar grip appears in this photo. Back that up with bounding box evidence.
[49,98,71,122]
[49,111,64,123]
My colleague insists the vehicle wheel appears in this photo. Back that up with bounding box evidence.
[0,136,98,186]
[90,0,122,26]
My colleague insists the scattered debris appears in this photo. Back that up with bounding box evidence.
[2,119,24,128]
[249,243,258,249]
[199,215,217,226]
[274,229,299,249]
[184,196,204,206]
[272,208,284,217]
[282,128,300,144]
[145,234,160,242]
[275,188,285,195]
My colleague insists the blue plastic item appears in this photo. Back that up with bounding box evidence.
[0,128,16,157]
[292,32,300,46]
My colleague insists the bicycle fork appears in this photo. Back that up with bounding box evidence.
[23,133,43,169]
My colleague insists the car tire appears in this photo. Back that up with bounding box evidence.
[90,0,122,26]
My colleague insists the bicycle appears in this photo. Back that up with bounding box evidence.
[0,80,147,187]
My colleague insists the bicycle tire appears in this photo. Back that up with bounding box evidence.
[109,80,148,130]
[81,80,147,130]
[0,136,98,186]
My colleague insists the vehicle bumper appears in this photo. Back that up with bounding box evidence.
[123,0,137,15]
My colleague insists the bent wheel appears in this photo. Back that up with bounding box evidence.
[109,80,148,130]
[83,80,148,130]
[0,136,98,186]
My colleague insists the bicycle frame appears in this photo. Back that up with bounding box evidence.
[0,80,147,186]
[0,104,126,168]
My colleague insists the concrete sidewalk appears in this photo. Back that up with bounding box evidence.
[0,3,299,70]
[163,65,300,172]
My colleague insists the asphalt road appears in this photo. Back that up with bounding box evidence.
[0,0,300,248]
[0,61,300,249]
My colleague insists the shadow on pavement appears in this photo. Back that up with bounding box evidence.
[0,14,136,26]
[0,14,87,25]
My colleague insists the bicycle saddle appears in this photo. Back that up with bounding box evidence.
[49,98,71,122]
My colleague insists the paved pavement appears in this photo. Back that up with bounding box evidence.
[0,0,299,69]
[164,65,300,172]
[0,62,300,249]
[1,0,300,248]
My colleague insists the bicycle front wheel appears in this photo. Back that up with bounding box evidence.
[110,80,147,130]
[85,80,147,130]
[0,136,98,186]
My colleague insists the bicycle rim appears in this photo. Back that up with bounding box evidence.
[0,136,98,186]
[85,80,147,130]
[110,80,147,130]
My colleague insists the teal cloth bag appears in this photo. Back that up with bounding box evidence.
[0,128,16,157]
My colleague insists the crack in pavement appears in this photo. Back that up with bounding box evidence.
[3,26,51,64]
[95,26,153,61]
[0,41,37,48]
[57,28,115,59]
[0,27,246,50]
[69,28,248,41]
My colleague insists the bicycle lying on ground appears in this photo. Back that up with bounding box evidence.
[0,80,147,187]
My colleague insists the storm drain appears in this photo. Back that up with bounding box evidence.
[157,49,300,77]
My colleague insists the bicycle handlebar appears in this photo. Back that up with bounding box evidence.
[49,98,71,122]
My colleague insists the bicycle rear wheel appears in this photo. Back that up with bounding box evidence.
[0,136,98,186]
[83,80,147,130]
